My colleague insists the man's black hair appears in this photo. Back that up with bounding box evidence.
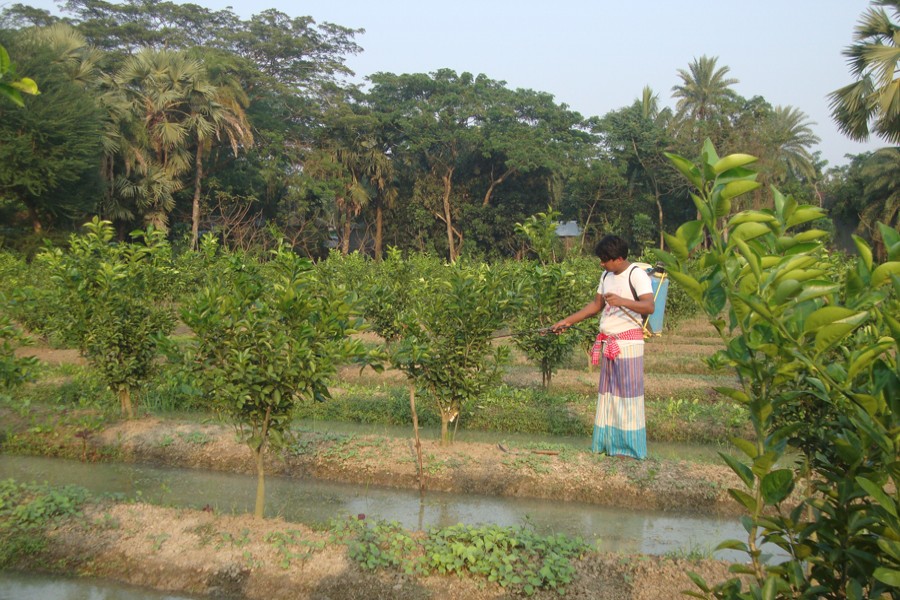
[594,235,629,262]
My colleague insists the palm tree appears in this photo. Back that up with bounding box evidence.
[101,50,198,230]
[102,49,252,239]
[829,0,900,143]
[860,147,900,259]
[671,56,738,145]
[766,105,820,184]
[185,60,253,249]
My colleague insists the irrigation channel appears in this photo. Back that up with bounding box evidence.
[0,422,769,598]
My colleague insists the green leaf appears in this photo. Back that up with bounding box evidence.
[0,86,23,107]
[10,76,38,96]
[714,539,749,552]
[730,437,759,459]
[852,235,874,271]
[878,539,900,561]
[762,576,777,600]
[774,279,801,303]
[727,211,777,228]
[686,571,711,593]
[856,477,897,517]
[803,307,859,334]
[729,222,772,244]
[728,488,758,512]
[690,193,712,223]
[0,45,10,74]
[874,567,900,587]
[664,232,689,261]
[847,341,894,380]
[713,153,758,174]
[666,270,704,302]
[721,179,761,201]
[735,238,761,281]
[812,310,868,353]
[719,452,754,488]
[714,387,750,404]
[664,152,702,188]
[675,220,704,252]
[872,262,900,288]
[713,190,732,219]
[786,207,825,229]
[760,469,794,504]
[793,283,840,303]
[879,223,900,261]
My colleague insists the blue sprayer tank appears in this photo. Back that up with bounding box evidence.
[633,262,669,336]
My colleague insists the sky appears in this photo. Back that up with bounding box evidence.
[14,0,887,167]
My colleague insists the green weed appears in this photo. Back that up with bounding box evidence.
[0,479,89,567]
[329,517,590,596]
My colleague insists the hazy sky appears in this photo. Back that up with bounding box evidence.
[17,0,887,167]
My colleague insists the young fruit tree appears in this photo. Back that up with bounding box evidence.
[658,140,900,598]
[389,259,520,445]
[180,245,370,518]
[508,209,591,388]
[39,218,176,418]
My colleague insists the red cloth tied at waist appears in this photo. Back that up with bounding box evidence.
[591,328,644,364]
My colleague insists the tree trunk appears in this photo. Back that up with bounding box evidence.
[253,442,266,519]
[409,385,425,491]
[341,218,351,255]
[27,204,42,234]
[253,407,271,519]
[441,170,456,262]
[191,143,204,251]
[374,198,384,262]
[118,386,134,420]
[440,409,451,446]
[481,167,516,207]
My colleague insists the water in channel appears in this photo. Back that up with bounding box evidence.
[0,453,751,561]
[1,446,768,600]
[0,571,200,600]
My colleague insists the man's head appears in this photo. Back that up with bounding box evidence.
[594,235,629,273]
[594,235,628,262]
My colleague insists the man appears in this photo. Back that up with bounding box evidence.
[552,235,654,459]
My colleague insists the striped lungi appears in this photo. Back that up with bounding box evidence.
[592,338,647,459]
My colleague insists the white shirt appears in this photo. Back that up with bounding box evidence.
[596,264,653,335]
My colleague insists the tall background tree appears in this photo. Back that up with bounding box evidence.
[0,27,103,234]
[829,0,900,144]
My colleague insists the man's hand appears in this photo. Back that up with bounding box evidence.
[549,320,570,334]
[603,293,626,307]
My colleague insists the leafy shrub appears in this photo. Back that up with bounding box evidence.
[660,141,900,599]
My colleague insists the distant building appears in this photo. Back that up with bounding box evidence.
[555,220,582,252]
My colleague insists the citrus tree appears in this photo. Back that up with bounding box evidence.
[507,209,591,387]
[180,244,370,518]
[657,140,900,598]
[39,218,176,418]
[389,259,519,444]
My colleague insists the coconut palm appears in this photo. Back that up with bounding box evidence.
[829,0,900,143]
